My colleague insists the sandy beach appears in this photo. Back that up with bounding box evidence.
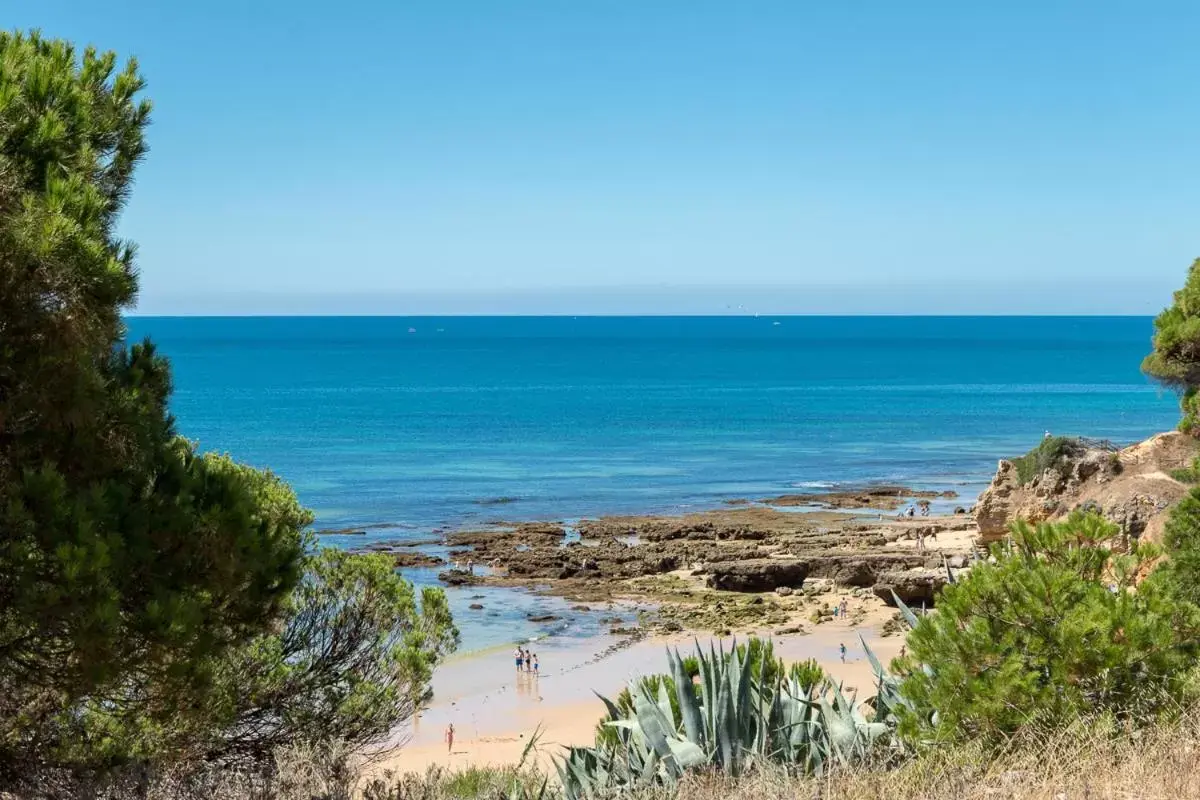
[374,592,903,775]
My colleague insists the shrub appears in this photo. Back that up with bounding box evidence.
[1158,486,1200,607]
[1170,457,1200,484]
[202,550,458,764]
[1010,436,1084,485]
[896,512,1200,744]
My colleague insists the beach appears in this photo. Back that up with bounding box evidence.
[376,592,902,775]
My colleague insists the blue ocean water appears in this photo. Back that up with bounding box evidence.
[124,315,1178,651]
[127,315,1177,531]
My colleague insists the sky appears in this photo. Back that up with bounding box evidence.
[12,1,1200,314]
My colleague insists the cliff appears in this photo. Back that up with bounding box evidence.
[975,431,1200,546]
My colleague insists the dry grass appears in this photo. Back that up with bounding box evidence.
[668,714,1200,800]
[10,713,1200,799]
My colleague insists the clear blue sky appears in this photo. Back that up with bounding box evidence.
[14,1,1200,314]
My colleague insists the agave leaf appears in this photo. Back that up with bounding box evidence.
[942,552,957,584]
[860,721,889,742]
[860,634,885,679]
[634,688,675,765]
[892,591,919,628]
[820,692,856,764]
[656,679,676,732]
[636,744,661,783]
[666,737,707,769]
[714,655,736,772]
[671,648,706,748]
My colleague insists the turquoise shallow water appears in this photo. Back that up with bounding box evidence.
[125,315,1178,650]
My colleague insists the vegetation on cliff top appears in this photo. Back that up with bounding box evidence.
[1144,257,1200,434]
[1010,435,1085,484]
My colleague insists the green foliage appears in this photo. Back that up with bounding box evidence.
[1158,487,1200,608]
[896,512,1200,744]
[788,657,826,689]
[1170,457,1200,484]
[561,639,898,798]
[0,30,335,782]
[1011,436,1084,485]
[1143,258,1200,433]
[594,640,824,748]
[190,550,459,763]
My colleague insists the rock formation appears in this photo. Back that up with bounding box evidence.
[974,432,1199,546]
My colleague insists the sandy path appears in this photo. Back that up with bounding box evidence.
[372,601,902,776]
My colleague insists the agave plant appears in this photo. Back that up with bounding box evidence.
[556,637,904,799]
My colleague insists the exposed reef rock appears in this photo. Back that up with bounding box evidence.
[872,568,949,607]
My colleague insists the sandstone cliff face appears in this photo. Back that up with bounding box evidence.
[975,432,1200,546]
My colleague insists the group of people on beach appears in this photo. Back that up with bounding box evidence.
[514,646,539,675]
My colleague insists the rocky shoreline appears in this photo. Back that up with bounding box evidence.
[352,486,978,638]
[343,431,1200,642]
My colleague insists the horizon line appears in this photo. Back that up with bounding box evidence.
[125,312,1159,319]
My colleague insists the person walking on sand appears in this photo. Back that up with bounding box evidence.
[839,642,847,664]
[533,653,539,675]
[445,723,454,754]
[514,646,523,672]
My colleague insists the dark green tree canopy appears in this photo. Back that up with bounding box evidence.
[0,30,309,775]
[1143,257,1200,432]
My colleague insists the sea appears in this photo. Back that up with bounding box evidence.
[125,315,1179,652]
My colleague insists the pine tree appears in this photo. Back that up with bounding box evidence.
[0,31,309,775]
[897,513,1199,743]
[1143,257,1200,433]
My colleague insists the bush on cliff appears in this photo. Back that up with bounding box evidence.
[1010,436,1084,485]
[896,512,1200,744]
[1143,257,1200,434]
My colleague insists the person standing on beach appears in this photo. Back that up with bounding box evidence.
[514,646,523,671]
[533,654,539,675]
[839,642,847,663]
[445,723,454,754]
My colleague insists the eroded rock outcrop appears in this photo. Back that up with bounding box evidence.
[974,432,1200,546]
[872,568,948,607]
[706,559,809,592]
